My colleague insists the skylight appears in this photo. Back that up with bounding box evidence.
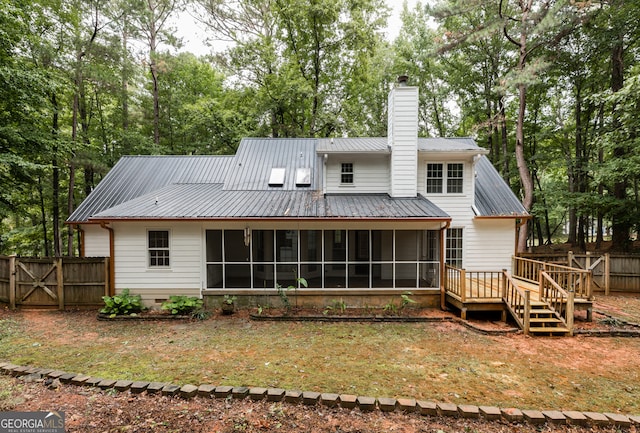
[268,168,286,186]
[295,168,311,186]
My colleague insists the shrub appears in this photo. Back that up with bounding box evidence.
[161,295,204,315]
[100,289,145,318]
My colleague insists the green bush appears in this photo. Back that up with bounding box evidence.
[161,295,204,315]
[100,289,145,318]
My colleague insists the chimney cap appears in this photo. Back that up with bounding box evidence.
[397,75,409,86]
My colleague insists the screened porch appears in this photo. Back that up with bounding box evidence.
[205,229,441,290]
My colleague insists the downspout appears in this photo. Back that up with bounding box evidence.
[440,220,451,311]
[100,221,115,296]
[76,225,85,257]
[515,218,528,256]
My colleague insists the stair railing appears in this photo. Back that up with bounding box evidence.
[502,270,530,334]
[539,271,574,335]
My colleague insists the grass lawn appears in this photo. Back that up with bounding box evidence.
[0,295,639,415]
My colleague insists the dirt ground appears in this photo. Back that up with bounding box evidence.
[5,378,632,433]
[2,299,639,433]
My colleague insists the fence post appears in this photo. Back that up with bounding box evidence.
[586,252,591,271]
[9,255,16,310]
[56,257,64,310]
[604,253,610,296]
[568,251,573,268]
[523,290,531,335]
[104,257,110,297]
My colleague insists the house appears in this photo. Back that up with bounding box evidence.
[67,77,528,310]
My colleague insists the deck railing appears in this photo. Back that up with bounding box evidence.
[502,271,530,334]
[513,256,593,300]
[539,271,574,335]
[444,266,504,301]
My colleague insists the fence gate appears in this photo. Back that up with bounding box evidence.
[14,258,64,308]
[0,256,109,309]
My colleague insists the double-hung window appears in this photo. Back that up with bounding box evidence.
[341,163,354,184]
[148,230,170,267]
[426,163,463,194]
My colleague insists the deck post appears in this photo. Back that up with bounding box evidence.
[523,290,531,335]
[460,268,467,302]
[567,290,574,336]
[538,269,544,302]
[568,251,574,268]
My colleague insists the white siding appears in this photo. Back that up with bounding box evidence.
[420,156,515,271]
[325,155,389,193]
[465,219,516,272]
[112,221,202,304]
[82,224,110,257]
[389,86,418,197]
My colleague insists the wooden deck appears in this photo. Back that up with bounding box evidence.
[444,257,594,336]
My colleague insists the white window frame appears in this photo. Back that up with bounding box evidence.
[340,162,354,185]
[426,162,464,194]
[445,228,463,268]
[148,229,171,268]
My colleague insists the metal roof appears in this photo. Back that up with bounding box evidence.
[68,137,525,223]
[317,137,389,153]
[67,155,234,223]
[316,137,487,154]
[474,156,528,217]
[223,138,319,191]
[90,186,448,220]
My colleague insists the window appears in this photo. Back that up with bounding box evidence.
[447,163,463,193]
[341,163,353,184]
[148,230,170,267]
[426,163,443,193]
[446,228,463,268]
[426,163,463,194]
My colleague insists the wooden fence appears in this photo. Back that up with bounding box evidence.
[0,256,109,309]
[519,252,640,294]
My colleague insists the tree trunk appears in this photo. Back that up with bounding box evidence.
[515,80,534,252]
[51,93,62,258]
[610,35,629,250]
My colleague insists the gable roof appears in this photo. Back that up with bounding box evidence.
[68,137,526,224]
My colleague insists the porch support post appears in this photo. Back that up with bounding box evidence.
[460,268,467,302]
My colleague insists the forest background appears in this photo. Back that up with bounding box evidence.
[0,0,638,257]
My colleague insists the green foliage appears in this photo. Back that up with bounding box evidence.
[161,295,204,315]
[400,291,417,310]
[323,299,347,315]
[100,289,145,318]
[222,294,237,305]
[276,276,308,312]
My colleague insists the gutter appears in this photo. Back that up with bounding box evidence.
[100,221,116,297]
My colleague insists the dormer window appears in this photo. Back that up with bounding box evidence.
[341,163,354,184]
[426,163,463,194]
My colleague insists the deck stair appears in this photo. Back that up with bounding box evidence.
[516,300,571,336]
